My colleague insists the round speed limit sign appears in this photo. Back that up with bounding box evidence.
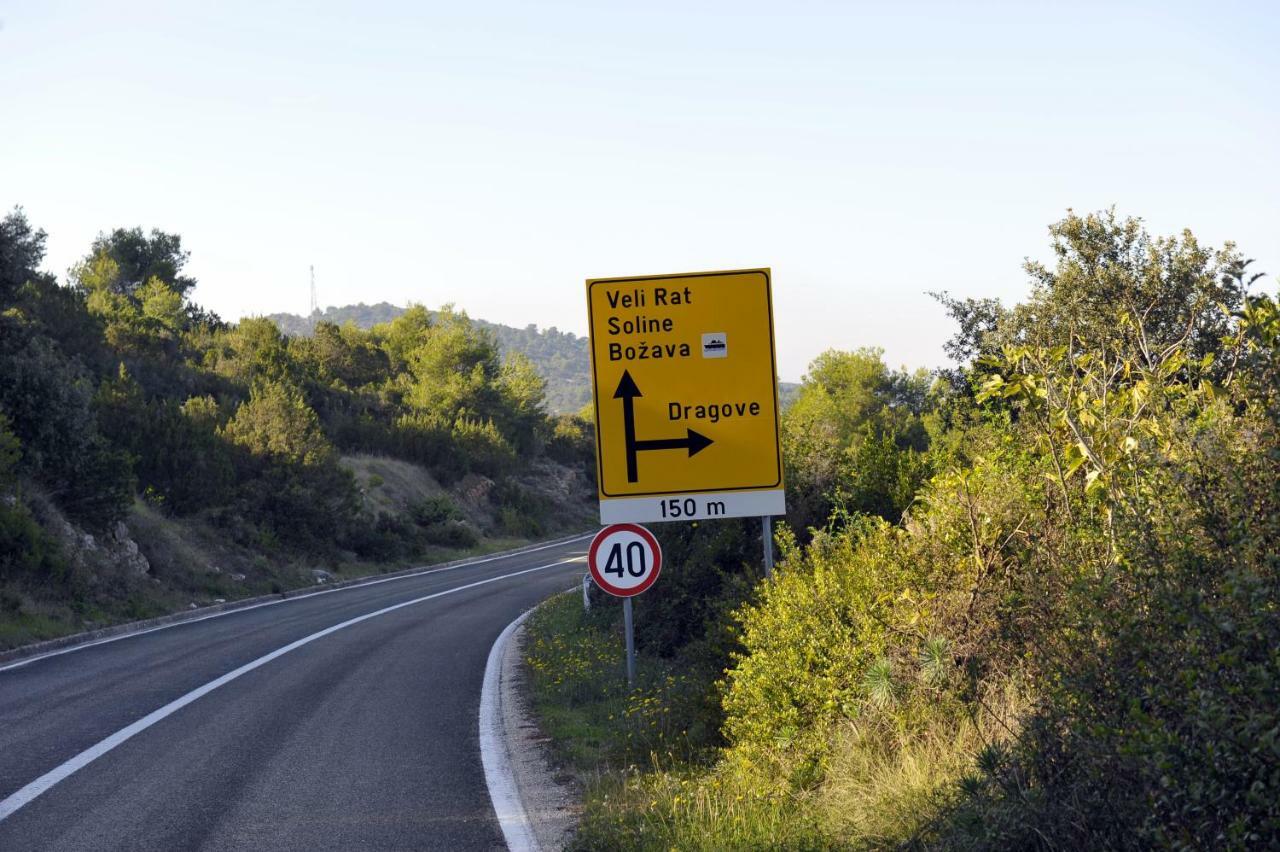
[588,523,662,597]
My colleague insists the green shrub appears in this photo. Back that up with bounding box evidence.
[932,403,1280,849]
[221,379,334,467]
[0,500,66,582]
[450,416,516,476]
[391,413,454,475]
[235,463,361,554]
[423,519,478,549]
[0,331,134,529]
[0,411,19,484]
[491,480,550,537]
[722,519,909,787]
[409,494,460,526]
[546,412,595,473]
[920,218,1279,848]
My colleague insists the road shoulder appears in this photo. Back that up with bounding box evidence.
[484,606,581,851]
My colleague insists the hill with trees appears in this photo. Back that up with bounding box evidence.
[268,304,802,415]
[0,210,595,649]
[267,304,594,414]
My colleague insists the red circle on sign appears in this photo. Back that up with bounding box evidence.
[588,523,663,597]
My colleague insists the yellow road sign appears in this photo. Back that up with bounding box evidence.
[586,268,785,523]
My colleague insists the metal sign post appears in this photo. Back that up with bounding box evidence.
[762,514,774,579]
[622,598,636,685]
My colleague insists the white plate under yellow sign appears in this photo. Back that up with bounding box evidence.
[586,268,786,523]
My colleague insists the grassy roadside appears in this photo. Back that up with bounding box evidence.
[524,590,1015,850]
[523,592,836,851]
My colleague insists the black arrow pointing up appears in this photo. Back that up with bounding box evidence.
[614,370,713,483]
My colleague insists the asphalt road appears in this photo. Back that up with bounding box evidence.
[0,536,591,851]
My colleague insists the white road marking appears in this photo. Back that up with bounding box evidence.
[0,534,593,674]
[0,556,585,823]
[480,607,541,852]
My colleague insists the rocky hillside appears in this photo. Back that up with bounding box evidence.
[1,452,594,652]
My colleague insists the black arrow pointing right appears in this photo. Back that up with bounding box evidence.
[613,370,714,483]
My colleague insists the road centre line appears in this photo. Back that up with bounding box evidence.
[0,556,584,823]
[0,534,593,674]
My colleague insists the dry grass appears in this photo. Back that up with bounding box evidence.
[818,684,1029,846]
[341,454,446,517]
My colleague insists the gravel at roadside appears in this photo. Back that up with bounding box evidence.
[499,617,582,850]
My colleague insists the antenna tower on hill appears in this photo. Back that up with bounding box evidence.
[309,265,318,329]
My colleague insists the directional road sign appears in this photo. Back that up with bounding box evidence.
[586,268,785,523]
[588,523,663,597]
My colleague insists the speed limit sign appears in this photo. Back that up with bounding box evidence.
[588,523,662,597]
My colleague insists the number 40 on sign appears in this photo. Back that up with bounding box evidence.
[588,523,662,597]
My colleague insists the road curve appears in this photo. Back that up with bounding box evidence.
[0,536,590,851]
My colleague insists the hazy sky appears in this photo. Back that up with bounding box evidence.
[3,1,1277,379]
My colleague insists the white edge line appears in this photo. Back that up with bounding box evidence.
[0,556,583,823]
[0,534,594,674]
[480,606,540,852]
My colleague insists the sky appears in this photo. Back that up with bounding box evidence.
[2,1,1277,380]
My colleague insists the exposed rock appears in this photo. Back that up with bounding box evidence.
[457,473,495,504]
[311,569,335,584]
[108,522,151,577]
[28,495,149,579]
[452,474,498,530]
[513,458,593,511]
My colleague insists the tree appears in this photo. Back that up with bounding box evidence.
[221,379,334,467]
[0,410,20,487]
[931,292,1005,365]
[781,348,933,532]
[372,304,434,371]
[137,277,185,335]
[0,333,134,528]
[204,317,297,386]
[301,321,389,389]
[401,306,503,421]
[0,207,46,306]
[497,352,547,451]
[999,208,1259,369]
[73,227,196,297]
[9,272,112,373]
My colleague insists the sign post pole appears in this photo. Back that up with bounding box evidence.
[762,515,774,579]
[622,597,636,687]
